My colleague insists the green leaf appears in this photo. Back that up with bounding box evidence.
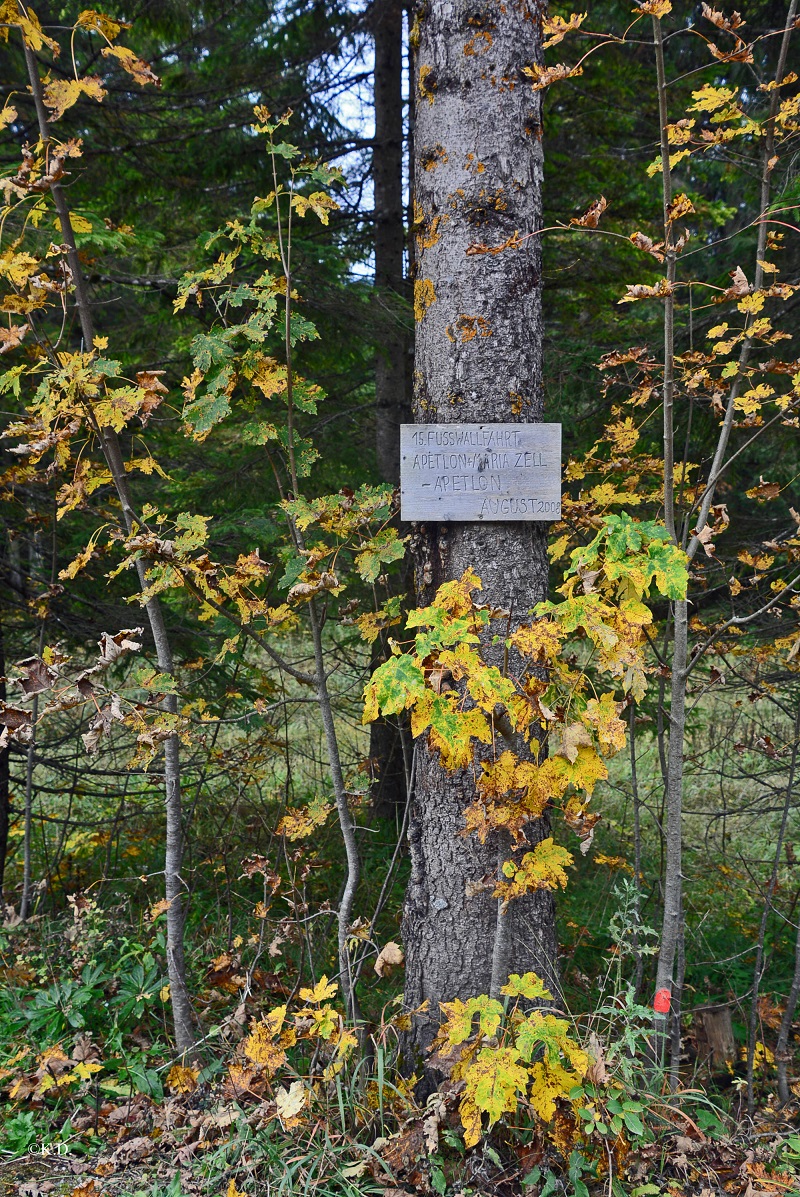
[500,972,552,1001]
[363,654,426,720]
[355,529,406,583]
[623,1109,645,1137]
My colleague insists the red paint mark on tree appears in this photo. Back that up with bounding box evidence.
[653,987,671,1014]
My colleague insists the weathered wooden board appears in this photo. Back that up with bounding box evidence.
[400,423,561,522]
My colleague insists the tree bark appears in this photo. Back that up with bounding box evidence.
[403,0,554,1067]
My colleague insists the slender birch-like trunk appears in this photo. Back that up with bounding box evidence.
[653,1,797,1077]
[22,42,194,1052]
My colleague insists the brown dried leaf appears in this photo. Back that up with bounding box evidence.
[629,231,665,261]
[523,62,584,91]
[375,941,405,977]
[570,196,607,229]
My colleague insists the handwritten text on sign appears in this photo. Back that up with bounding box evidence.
[400,423,561,522]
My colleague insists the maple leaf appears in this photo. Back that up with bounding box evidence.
[701,3,744,30]
[619,278,675,304]
[277,797,332,840]
[243,1006,291,1073]
[495,839,573,907]
[299,975,338,1004]
[166,1063,199,1094]
[666,193,695,222]
[523,62,584,91]
[690,83,738,112]
[291,191,340,225]
[510,618,564,662]
[0,0,60,52]
[528,1059,576,1121]
[429,701,491,769]
[460,1046,529,1144]
[43,77,107,122]
[570,196,607,228]
[629,231,665,262]
[76,9,128,38]
[745,476,780,502]
[363,654,426,722]
[553,722,593,764]
[582,693,627,754]
[135,369,167,425]
[101,45,160,87]
[500,972,552,1001]
[542,11,587,48]
[440,993,504,1045]
[354,528,406,582]
[636,0,672,15]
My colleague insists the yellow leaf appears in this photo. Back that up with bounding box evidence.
[67,212,93,234]
[500,972,552,1001]
[542,11,586,48]
[277,798,332,840]
[243,1005,293,1073]
[460,1046,528,1143]
[690,83,738,112]
[494,838,573,906]
[636,0,672,15]
[291,191,339,225]
[738,291,765,315]
[298,975,338,1004]
[0,0,60,52]
[275,1079,308,1127]
[76,10,126,38]
[167,1063,199,1094]
[43,77,107,121]
[582,693,627,754]
[101,45,160,87]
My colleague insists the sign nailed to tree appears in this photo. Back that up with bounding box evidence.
[400,423,562,522]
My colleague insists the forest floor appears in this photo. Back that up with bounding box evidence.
[2,1079,800,1197]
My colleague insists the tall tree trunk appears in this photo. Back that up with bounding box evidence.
[373,0,411,484]
[403,0,554,1068]
[22,39,195,1053]
[371,0,412,816]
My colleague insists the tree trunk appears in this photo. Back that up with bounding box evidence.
[373,0,411,484]
[22,39,195,1053]
[403,0,554,1067]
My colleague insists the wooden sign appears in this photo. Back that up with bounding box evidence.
[400,423,561,522]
